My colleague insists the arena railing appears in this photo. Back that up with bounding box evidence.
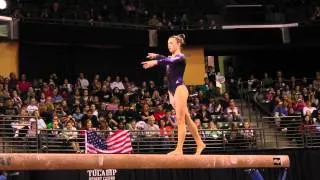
[131,127,262,154]
[1,114,315,153]
[260,116,305,149]
[304,125,320,148]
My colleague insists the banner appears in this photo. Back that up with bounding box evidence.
[86,169,117,180]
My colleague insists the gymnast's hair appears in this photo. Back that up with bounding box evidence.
[170,34,186,46]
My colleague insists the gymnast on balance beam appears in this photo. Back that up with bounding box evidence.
[141,34,206,155]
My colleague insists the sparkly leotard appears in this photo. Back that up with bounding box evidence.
[156,54,186,95]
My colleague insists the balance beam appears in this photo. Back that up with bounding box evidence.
[0,154,290,170]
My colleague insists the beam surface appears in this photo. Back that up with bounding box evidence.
[0,154,290,170]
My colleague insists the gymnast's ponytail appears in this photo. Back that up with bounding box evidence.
[170,34,186,46]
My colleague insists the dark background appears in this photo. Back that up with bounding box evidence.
[19,21,320,84]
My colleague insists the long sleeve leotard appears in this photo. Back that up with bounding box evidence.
[156,54,186,95]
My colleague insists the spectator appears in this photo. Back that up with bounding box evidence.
[99,85,112,102]
[26,98,38,115]
[204,121,222,139]
[17,74,32,100]
[82,110,99,128]
[196,104,211,128]
[274,101,288,117]
[110,76,125,90]
[303,101,316,116]
[148,14,161,28]
[225,100,242,122]
[207,97,222,115]
[8,72,18,91]
[261,72,273,88]
[63,120,81,153]
[299,115,316,135]
[52,88,63,104]
[98,118,112,138]
[61,79,73,93]
[49,118,62,136]
[72,106,83,128]
[115,105,127,124]
[11,90,22,109]
[159,119,173,138]
[4,99,19,116]
[153,104,166,122]
[98,102,108,118]
[106,111,118,129]
[141,104,154,122]
[78,73,89,90]
[91,104,98,117]
[241,121,254,139]
[145,116,160,137]
[11,109,30,138]
[30,110,47,133]
[26,121,37,138]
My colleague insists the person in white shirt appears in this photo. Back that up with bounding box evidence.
[303,101,316,116]
[63,121,81,153]
[79,73,89,90]
[145,116,160,137]
[62,78,73,92]
[29,110,46,134]
[225,100,242,122]
[26,98,38,115]
[110,76,125,90]
[91,104,99,117]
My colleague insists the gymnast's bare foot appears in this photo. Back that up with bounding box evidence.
[167,149,183,155]
[195,143,206,155]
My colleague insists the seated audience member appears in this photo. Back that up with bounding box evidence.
[225,100,242,122]
[106,111,118,130]
[241,121,255,140]
[63,120,81,153]
[81,110,99,128]
[72,106,84,129]
[195,104,211,128]
[153,104,166,122]
[145,116,160,137]
[204,121,222,139]
[141,104,154,122]
[159,119,173,138]
[97,118,113,138]
[303,101,316,116]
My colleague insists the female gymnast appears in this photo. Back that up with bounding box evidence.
[141,34,206,155]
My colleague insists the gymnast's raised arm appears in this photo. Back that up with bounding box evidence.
[141,53,185,69]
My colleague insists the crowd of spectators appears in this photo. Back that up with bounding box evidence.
[249,70,320,141]
[0,66,256,152]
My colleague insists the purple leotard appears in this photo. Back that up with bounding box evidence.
[156,54,186,95]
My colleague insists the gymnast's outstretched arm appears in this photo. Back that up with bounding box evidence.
[157,54,185,66]
[141,54,185,69]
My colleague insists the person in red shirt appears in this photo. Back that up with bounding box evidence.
[17,74,31,93]
[153,104,166,121]
[17,74,32,101]
[159,119,174,138]
[42,83,54,98]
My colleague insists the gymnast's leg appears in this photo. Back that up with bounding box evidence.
[168,85,206,155]
[185,110,206,155]
[167,86,187,155]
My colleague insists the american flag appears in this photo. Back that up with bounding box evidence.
[86,130,133,154]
